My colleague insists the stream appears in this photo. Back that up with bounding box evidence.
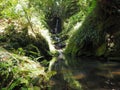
[48,19,120,89]
[48,35,120,90]
[49,54,120,90]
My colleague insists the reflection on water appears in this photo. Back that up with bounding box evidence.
[49,54,120,90]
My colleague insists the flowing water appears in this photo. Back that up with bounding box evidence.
[49,53,120,90]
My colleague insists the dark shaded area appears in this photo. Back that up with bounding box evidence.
[50,16,62,34]
[49,55,120,90]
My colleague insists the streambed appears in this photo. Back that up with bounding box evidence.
[49,54,120,90]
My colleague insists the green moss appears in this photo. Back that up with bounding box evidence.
[95,43,106,56]
[65,11,103,56]
[65,0,120,57]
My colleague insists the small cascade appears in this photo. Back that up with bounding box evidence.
[54,19,59,34]
[51,34,67,50]
[50,15,69,50]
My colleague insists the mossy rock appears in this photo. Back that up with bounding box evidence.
[65,0,120,57]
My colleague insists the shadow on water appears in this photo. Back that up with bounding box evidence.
[48,52,120,90]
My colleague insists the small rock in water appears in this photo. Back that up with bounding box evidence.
[54,43,66,49]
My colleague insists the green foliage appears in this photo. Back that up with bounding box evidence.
[0,0,32,19]
[29,0,80,19]
[0,0,18,18]
[0,0,38,34]
[62,0,94,37]
[0,0,52,59]
[0,47,56,90]
[65,0,105,57]
[0,19,52,60]
[28,0,83,30]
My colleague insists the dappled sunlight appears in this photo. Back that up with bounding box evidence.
[25,13,56,53]
[18,57,45,77]
[40,29,56,52]
[48,57,57,71]
[0,0,120,89]
[0,47,45,77]
[74,22,82,30]
[0,47,50,89]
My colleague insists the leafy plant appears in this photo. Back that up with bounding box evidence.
[0,47,55,90]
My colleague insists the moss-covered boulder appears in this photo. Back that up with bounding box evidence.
[65,0,120,57]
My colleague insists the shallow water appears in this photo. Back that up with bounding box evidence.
[49,55,120,90]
